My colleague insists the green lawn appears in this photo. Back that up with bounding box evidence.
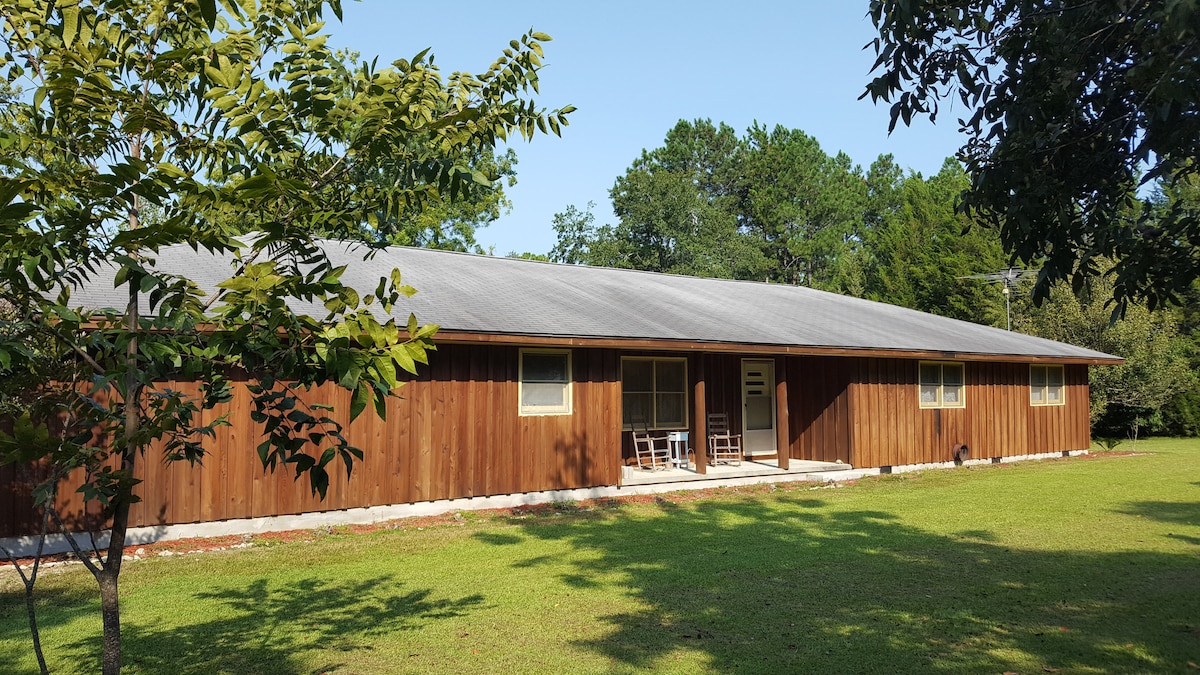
[3,438,1199,674]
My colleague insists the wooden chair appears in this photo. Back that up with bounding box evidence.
[707,413,743,466]
[632,429,672,470]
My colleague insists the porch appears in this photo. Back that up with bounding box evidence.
[620,457,855,487]
[620,353,854,483]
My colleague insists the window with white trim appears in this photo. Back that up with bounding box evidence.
[519,349,572,416]
[621,357,688,430]
[1030,364,1065,406]
[918,361,965,409]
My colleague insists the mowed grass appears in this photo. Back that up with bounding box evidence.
[2,438,1199,674]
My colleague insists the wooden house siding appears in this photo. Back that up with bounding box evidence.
[617,354,1088,470]
[0,344,1096,539]
[847,359,1090,468]
[786,356,854,464]
[0,345,623,538]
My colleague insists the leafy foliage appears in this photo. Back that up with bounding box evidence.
[598,120,770,278]
[737,123,866,287]
[861,159,1009,323]
[0,1,571,671]
[1014,261,1195,435]
[551,119,866,287]
[864,0,1200,313]
[552,121,1013,325]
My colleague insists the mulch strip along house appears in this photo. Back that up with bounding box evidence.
[0,241,1121,546]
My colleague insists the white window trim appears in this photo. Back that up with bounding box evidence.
[1030,364,1066,407]
[621,356,689,430]
[518,348,573,416]
[918,361,966,409]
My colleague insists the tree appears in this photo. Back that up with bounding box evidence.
[863,154,904,231]
[862,159,1009,323]
[1151,178,1200,436]
[736,123,866,288]
[402,147,517,252]
[0,2,572,672]
[1014,262,1195,437]
[550,201,605,264]
[864,0,1200,312]
[1158,280,1200,436]
[335,65,522,253]
[549,120,768,278]
[552,119,871,284]
[604,119,768,278]
[609,158,765,278]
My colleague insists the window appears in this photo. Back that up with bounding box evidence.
[919,361,965,409]
[622,357,688,429]
[519,349,572,415]
[1030,364,1065,406]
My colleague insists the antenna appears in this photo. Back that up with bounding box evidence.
[958,268,1038,330]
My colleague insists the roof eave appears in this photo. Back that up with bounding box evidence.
[433,330,1125,365]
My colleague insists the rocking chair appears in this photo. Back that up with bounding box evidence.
[631,422,672,470]
[707,413,743,466]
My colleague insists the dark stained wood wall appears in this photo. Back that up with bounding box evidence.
[845,359,1090,467]
[1,345,622,537]
[786,356,854,464]
[686,354,854,464]
[706,354,744,433]
[638,354,1089,469]
[1,347,1095,538]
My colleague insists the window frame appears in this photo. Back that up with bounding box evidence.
[518,348,573,416]
[1030,364,1066,407]
[917,361,966,409]
[621,356,689,431]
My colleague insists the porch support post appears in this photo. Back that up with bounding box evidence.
[775,355,790,470]
[691,353,708,474]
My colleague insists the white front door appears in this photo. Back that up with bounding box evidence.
[741,359,776,456]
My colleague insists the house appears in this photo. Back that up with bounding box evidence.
[0,241,1121,543]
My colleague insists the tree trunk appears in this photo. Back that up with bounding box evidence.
[99,568,122,675]
[6,467,57,674]
[23,574,49,675]
[96,269,141,674]
[98,485,133,674]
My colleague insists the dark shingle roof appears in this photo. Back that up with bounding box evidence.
[69,239,1121,363]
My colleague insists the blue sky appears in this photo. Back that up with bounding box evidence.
[325,1,968,256]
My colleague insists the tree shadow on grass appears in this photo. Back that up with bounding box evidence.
[1,582,98,671]
[1119,499,1200,547]
[1116,501,1200,528]
[55,574,483,674]
[491,494,1200,673]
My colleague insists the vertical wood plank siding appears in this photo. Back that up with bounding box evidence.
[0,348,1093,538]
[1,345,622,537]
[786,356,854,464]
[845,359,1090,467]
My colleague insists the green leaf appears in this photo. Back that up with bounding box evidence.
[235,173,274,193]
[199,0,218,29]
[349,384,369,421]
[61,6,80,48]
[391,343,416,375]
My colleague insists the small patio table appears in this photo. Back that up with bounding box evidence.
[666,431,690,469]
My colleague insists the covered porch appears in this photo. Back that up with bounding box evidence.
[620,457,855,487]
[620,352,854,480]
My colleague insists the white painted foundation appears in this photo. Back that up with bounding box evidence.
[0,449,1088,558]
[866,448,1089,475]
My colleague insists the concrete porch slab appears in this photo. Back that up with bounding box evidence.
[620,458,855,487]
